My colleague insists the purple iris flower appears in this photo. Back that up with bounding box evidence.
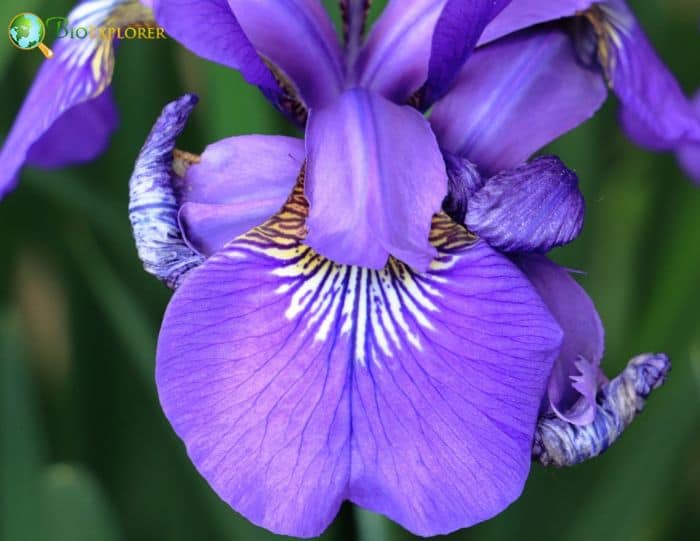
[432,0,700,182]
[0,0,155,199]
[121,1,672,536]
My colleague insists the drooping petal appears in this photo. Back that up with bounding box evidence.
[129,95,204,290]
[228,0,344,108]
[157,183,563,536]
[152,0,282,105]
[514,254,605,425]
[465,156,585,253]
[356,0,447,102]
[305,88,447,271]
[586,1,700,150]
[676,91,700,183]
[418,0,512,108]
[0,0,151,199]
[176,134,305,255]
[431,26,607,174]
[479,0,596,45]
[25,90,119,168]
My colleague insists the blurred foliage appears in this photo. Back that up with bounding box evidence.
[1,0,699,540]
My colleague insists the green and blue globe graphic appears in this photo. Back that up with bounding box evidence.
[8,12,45,50]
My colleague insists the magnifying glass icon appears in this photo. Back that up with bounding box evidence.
[8,13,54,59]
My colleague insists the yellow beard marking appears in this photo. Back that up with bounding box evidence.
[233,168,477,366]
[580,4,631,90]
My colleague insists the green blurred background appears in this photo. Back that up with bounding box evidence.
[1,0,699,540]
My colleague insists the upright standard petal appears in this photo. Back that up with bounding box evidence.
[0,0,151,199]
[431,27,607,174]
[584,1,700,150]
[356,0,448,102]
[515,254,605,425]
[479,0,596,44]
[341,0,372,66]
[129,95,204,289]
[228,0,344,108]
[177,135,305,255]
[419,0,512,108]
[156,183,563,536]
[305,89,447,271]
[465,156,585,254]
[152,0,282,105]
[676,91,700,183]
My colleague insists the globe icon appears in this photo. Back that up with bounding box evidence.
[8,12,53,57]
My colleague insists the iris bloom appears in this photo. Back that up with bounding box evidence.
[122,1,671,536]
[434,0,700,180]
[0,0,155,199]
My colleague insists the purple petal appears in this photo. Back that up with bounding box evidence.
[0,0,150,199]
[305,89,447,271]
[593,1,700,150]
[157,203,563,536]
[177,135,304,205]
[176,134,304,255]
[356,0,448,102]
[430,26,607,175]
[25,90,118,168]
[515,254,605,425]
[152,0,282,103]
[228,0,344,108]
[341,0,371,64]
[466,156,585,253]
[479,0,596,45]
[129,95,204,289]
[419,0,512,108]
[443,153,484,224]
[676,91,700,183]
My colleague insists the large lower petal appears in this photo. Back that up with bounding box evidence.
[157,187,563,536]
[356,0,448,102]
[176,135,305,254]
[465,156,585,253]
[228,0,344,108]
[514,254,605,425]
[305,89,447,271]
[588,1,700,150]
[479,0,596,44]
[419,0,512,108]
[0,0,150,199]
[431,26,607,174]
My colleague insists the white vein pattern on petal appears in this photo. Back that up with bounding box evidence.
[227,241,457,369]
